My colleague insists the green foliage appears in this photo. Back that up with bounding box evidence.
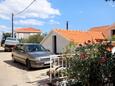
[20,34,44,43]
[3,33,11,39]
[112,35,115,41]
[63,42,114,86]
[63,42,76,54]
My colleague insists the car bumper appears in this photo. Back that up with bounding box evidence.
[5,45,16,51]
[30,61,50,68]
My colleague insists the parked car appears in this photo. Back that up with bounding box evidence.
[12,43,56,70]
[4,37,19,51]
[1,37,5,47]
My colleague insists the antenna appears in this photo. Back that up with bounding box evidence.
[66,21,69,30]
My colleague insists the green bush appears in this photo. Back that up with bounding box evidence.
[20,34,44,43]
[112,35,115,41]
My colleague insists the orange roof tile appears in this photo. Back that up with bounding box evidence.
[54,29,105,44]
[15,28,41,33]
[89,25,115,39]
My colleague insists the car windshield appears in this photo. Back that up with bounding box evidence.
[26,44,47,52]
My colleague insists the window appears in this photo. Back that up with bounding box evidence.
[25,44,46,52]
[111,30,115,35]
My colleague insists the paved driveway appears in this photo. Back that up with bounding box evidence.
[0,47,49,86]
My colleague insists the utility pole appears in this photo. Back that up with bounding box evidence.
[11,0,36,38]
[12,13,14,38]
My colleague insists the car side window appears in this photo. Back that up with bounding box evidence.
[25,45,29,52]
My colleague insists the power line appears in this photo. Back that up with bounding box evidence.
[11,0,36,38]
[14,0,36,16]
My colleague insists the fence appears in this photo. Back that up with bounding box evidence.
[49,53,115,86]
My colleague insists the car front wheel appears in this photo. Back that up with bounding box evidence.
[12,55,16,63]
[26,59,31,70]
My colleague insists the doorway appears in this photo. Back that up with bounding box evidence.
[52,35,57,54]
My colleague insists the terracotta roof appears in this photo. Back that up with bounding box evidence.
[89,25,115,39]
[15,28,41,33]
[54,29,105,44]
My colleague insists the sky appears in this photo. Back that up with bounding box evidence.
[0,0,115,33]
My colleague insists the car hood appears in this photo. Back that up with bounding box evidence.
[28,51,53,58]
[5,40,19,45]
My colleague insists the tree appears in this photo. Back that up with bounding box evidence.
[20,34,44,43]
[3,33,11,39]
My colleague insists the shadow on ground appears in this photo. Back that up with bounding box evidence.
[4,60,27,70]
[37,78,50,86]
[4,60,50,71]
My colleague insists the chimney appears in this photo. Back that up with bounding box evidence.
[66,21,68,30]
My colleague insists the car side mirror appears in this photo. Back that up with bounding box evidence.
[20,49,25,53]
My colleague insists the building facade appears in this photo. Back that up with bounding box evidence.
[15,28,41,39]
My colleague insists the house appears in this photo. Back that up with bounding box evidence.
[89,24,115,40]
[15,27,41,39]
[40,29,105,54]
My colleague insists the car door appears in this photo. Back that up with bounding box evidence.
[13,44,23,62]
[13,44,27,64]
[17,44,29,64]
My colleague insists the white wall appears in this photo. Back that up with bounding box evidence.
[16,32,38,39]
[41,31,70,53]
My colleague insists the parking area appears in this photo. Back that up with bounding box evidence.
[0,47,49,86]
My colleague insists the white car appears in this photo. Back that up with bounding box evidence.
[4,37,19,51]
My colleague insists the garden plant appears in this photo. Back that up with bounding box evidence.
[63,41,115,86]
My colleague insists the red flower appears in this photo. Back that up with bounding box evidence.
[80,52,88,60]
[99,56,108,63]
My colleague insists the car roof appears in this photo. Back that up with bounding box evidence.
[6,37,17,39]
[17,43,40,45]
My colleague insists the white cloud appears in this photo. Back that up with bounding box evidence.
[0,25,8,29]
[0,0,60,20]
[0,25,10,32]
[0,14,10,20]
[49,19,60,25]
[14,19,44,26]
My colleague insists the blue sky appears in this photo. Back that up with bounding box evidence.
[0,0,115,33]
[49,0,115,31]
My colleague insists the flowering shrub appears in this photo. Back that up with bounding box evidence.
[63,42,115,86]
